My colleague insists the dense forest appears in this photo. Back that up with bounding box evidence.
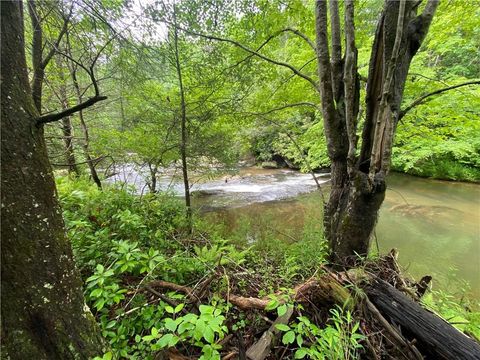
[1,0,479,359]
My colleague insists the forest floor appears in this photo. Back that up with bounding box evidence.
[57,177,479,360]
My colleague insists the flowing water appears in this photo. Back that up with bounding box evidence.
[110,165,480,297]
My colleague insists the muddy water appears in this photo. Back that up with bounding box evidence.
[111,165,480,296]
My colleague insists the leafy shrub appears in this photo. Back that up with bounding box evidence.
[57,176,186,272]
[275,306,364,360]
[143,303,229,360]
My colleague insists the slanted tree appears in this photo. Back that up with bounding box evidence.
[1,1,106,358]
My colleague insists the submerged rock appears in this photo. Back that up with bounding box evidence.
[260,161,279,169]
[191,189,224,197]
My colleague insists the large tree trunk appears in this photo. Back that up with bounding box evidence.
[1,2,105,358]
[316,0,439,264]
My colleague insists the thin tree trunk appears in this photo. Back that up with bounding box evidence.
[57,56,79,176]
[1,2,105,358]
[173,8,192,227]
[66,35,102,189]
[61,118,79,175]
[147,162,158,193]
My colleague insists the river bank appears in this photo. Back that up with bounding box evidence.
[106,165,480,297]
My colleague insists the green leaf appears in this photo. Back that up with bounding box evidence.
[277,304,287,316]
[296,334,303,347]
[282,330,295,344]
[199,304,214,315]
[178,321,194,334]
[94,298,105,310]
[165,305,175,314]
[168,335,179,347]
[151,327,159,337]
[275,324,290,332]
[157,333,174,348]
[175,303,185,313]
[265,299,279,311]
[194,320,206,341]
[203,326,215,343]
[165,318,178,332]
[90,288,103,298]
[294,348,307,359]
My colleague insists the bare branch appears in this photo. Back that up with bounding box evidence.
[255,115,326,200]
[283,27,316,52]
[243,102,319,117]
[36,96,108,126]
[50,155,107,167]
[222,28,315,76]
[41,5,73,69]
[399,80,480,120]
[407,0,439,53]
[421,0,440,26]
[170,23,320,92]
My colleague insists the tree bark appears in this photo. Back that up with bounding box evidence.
[1,2,105,358]
[366,279,480,360]
[27,0,44,112]
[27,0,70,114]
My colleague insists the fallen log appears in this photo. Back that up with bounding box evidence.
[147,275,351,311]
[365,279,480,360]
[145,270,479,360]
[246,306,294,360]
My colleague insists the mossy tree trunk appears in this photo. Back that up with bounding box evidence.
[1,1,105,358]
[315,0,439,265]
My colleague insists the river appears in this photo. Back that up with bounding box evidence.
[110,165,480,297]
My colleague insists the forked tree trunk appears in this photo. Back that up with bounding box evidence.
[315,0,439,264]
[1,2,105,358]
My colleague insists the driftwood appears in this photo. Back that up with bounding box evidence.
[246,306,294,360]
[365,278,480,360]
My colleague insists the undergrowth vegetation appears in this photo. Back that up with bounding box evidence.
[57,177,479,359]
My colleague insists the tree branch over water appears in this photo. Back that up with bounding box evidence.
[399,80,480,120]
[166,22,320,92]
